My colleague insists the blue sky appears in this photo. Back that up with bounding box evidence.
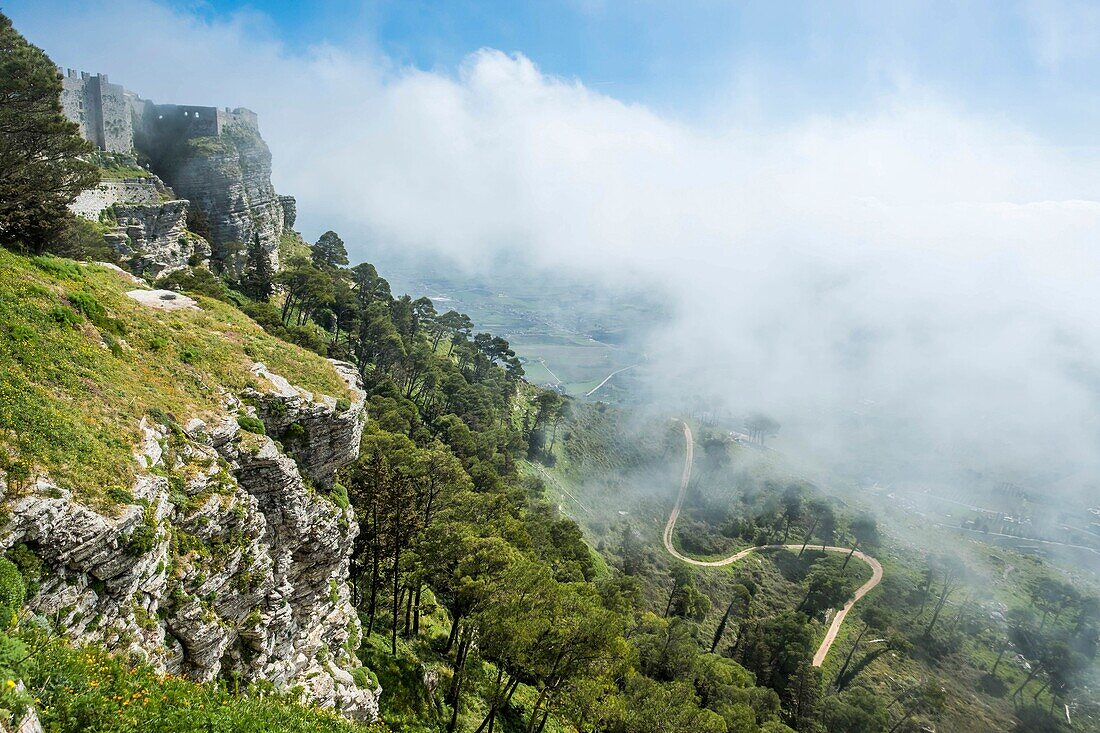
[140,0,1100,141]
[8,1,1099,140]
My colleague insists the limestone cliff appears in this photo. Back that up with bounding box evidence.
[144,122,289,275]
[69,172,211,278]
[109,200,210,278]
[0,361,378,721]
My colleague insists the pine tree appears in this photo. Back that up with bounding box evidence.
[240,233,274,300]
[0,13,99,253]
[312,229,348,268]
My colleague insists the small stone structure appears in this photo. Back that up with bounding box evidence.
[69,178,162,219]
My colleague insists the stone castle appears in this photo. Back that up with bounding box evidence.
[60,69,296,279]
[59,68,259,154]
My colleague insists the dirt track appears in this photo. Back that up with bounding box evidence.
[662,421,884,667]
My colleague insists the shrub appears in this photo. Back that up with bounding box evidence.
[124,507,159,556]
[105,486,135,504]
[237,416,266,435]
[351,667,378,690]
[0,559,25,628]
[50,217,119,264]
[6,546,42,599]
[155,267,242,304]
[336,397,352,412]
[328,483,350,510]
[47,305,81,328]
[283,422,307,444]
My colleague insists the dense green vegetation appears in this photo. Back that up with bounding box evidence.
[1,9,1096,733]
[200,225,801,732]
[545,409,1100,732]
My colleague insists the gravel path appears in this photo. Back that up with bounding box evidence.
[662,420,884,667]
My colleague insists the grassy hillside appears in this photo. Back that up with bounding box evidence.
[0,628,384,733]
[0,249,349,506]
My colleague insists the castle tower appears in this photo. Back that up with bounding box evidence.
[58,68,133,153]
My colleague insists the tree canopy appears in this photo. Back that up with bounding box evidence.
[0,13,98,253]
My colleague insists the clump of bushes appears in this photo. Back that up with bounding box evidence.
[0,560,25,629]
[237,416,266,435]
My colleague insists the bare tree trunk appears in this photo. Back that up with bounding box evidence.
[711,599,735,653]
[889,704,918,733]
[526,686,552,733]
[445,613,462,653]
[799,518,818,557]
[446,628,472,733]
[1013,665,1041,698]
[991,646,1005,675]
[843,541,859,569]
[366,548,380,637]
[391,554,401,655]
[835,625,867,690]
[923,574,955,638]
[474,668,507,733]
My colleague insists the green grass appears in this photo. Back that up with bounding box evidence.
[3,631,385,733]
[87,151,152,180]
[279,231,312,264]
[0,249,350,506]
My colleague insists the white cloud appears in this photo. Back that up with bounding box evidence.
[11,0,1100,484]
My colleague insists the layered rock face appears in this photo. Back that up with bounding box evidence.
[152,123,288,275]
[109,200,211,278]
[0,362,378,721]
[68,174,212,278]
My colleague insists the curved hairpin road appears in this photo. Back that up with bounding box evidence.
[663,420,883,667]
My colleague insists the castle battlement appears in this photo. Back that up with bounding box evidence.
[59,67,131,153]
[58,68,260,154]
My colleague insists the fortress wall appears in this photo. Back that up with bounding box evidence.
[70,178,162,220]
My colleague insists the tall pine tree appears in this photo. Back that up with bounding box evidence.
[312,229,348,269]
[0,12,98,253]
[240,233,274,301]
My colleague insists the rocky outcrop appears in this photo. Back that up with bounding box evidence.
[68,173,211,278]
[279,195,297,230]
[109,200,211,277]
[152,123,288,275]
[247,362,364,488]
[0,362,378,721]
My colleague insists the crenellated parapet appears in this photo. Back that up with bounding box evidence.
[58,68,133,153]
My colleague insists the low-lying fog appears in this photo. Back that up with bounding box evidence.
[15,0,1100,509]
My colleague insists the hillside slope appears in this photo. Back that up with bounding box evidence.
[0,250,379,724]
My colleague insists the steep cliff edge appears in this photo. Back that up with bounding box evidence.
[0,251,378,721]
[141,121,290,275]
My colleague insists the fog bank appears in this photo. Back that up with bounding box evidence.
[13,0,1100,493]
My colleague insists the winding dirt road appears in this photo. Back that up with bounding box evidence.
[662,421,884,667]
